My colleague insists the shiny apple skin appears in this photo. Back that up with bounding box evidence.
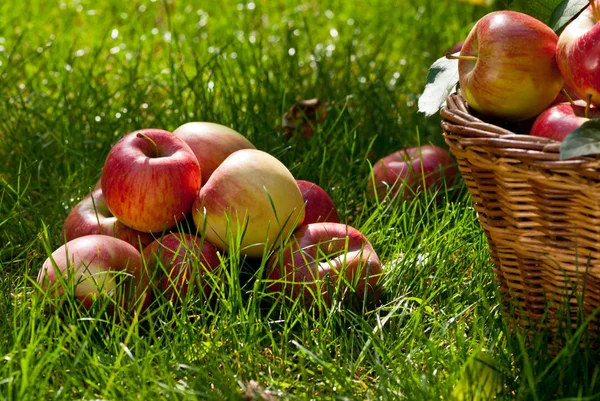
[102,129,201,233]
[459,11,563,121]
[296,180,340,226]
[266,222,383,308]
[530,103,600,142]
[369,145,458,201]
[37,235,150,311]
[557,3,600,106]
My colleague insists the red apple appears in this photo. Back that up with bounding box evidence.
[457,11,563,121]
[530,102,600,142]
[192,149,305,258]
[368,145,458,201]
[63,188,156,248]
[102,129,201,233]
[173,122,255,183]
[37,235,150,311]
[266,223,382,308]
[557,2,600,106]
[296,180,340,226]
[143,233,222,302]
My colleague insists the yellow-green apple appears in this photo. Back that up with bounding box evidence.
[102,129,201,233]
[265,222,383,308]
[63,188,155,248]
[369,145,458,201]
[143,233,221,302]
[296,180,340,225]
[192,149,305,258]
[455,11,563,121]
[530,102,600,142]
[173,122,255,183]
[557,2,600,106]
[37,235,150,311]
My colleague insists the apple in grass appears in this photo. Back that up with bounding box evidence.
[63,188,155,248]
[368,145,459,201]
[557,1,600,107]
[173,122,256,183]
[192,149,305,258]
[530,102,600,142]
[102,129,201,233]
[453,11,563,121]
[37,235,150,311]
[296,180,340,226]
[265,222,383,308]
[143,233,222,303]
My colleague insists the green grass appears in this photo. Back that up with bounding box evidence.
[2,0,600,399]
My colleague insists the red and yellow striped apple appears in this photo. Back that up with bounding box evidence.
[37,235,150,311]
[173,122,256,183]
[102,129,201,233]
[456,11,563,121]
[63,188,155,248]
[192,149,305,258]
[266,222,383,308]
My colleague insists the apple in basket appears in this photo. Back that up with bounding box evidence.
[37,235,150,311]
[265,222,383,308]
[530,102,600,142]
[62,188,155,249]
[557,1,600,107]
[102,129,201,233]
[368,145,458,201]
[452,11,563,121]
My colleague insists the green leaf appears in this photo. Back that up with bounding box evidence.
[560,120,600,160]
[549,0,588,31]
[509,0,563,25]
[417,55,459,117]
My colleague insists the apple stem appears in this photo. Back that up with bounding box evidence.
[445,53,478,62]
[136,133,159,157]
[586,93,593,119]
[562,88,576,107]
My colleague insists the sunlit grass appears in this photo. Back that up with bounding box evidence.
[2,0,600,399]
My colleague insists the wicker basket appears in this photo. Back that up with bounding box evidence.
[441,91,600,338]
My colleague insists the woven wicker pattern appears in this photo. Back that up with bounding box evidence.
[441,92,600,335]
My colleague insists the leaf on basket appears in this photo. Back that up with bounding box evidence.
[560,120,600,160]
[508,0,563,25]
[417,55,459,117]
[549,0,588,32]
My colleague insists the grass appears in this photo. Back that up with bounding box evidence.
[2,0,600,399]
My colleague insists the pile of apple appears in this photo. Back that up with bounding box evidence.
[450,4,600,141]
[36,122,386,313]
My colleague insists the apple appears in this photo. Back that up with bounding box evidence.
[63,188,156,248]
[530,102,600,142]
[265,222,383,308]
[368,145,459,201]
[173,122,256,183]
[37,235,150,311]
[192,149,305,258]
[556,2,600,107]
[143,233,222,302]
[296,180,340,225]
[455,11,563,121]
[102,129,201,233]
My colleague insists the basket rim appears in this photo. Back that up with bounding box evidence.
[441,91,600,170]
